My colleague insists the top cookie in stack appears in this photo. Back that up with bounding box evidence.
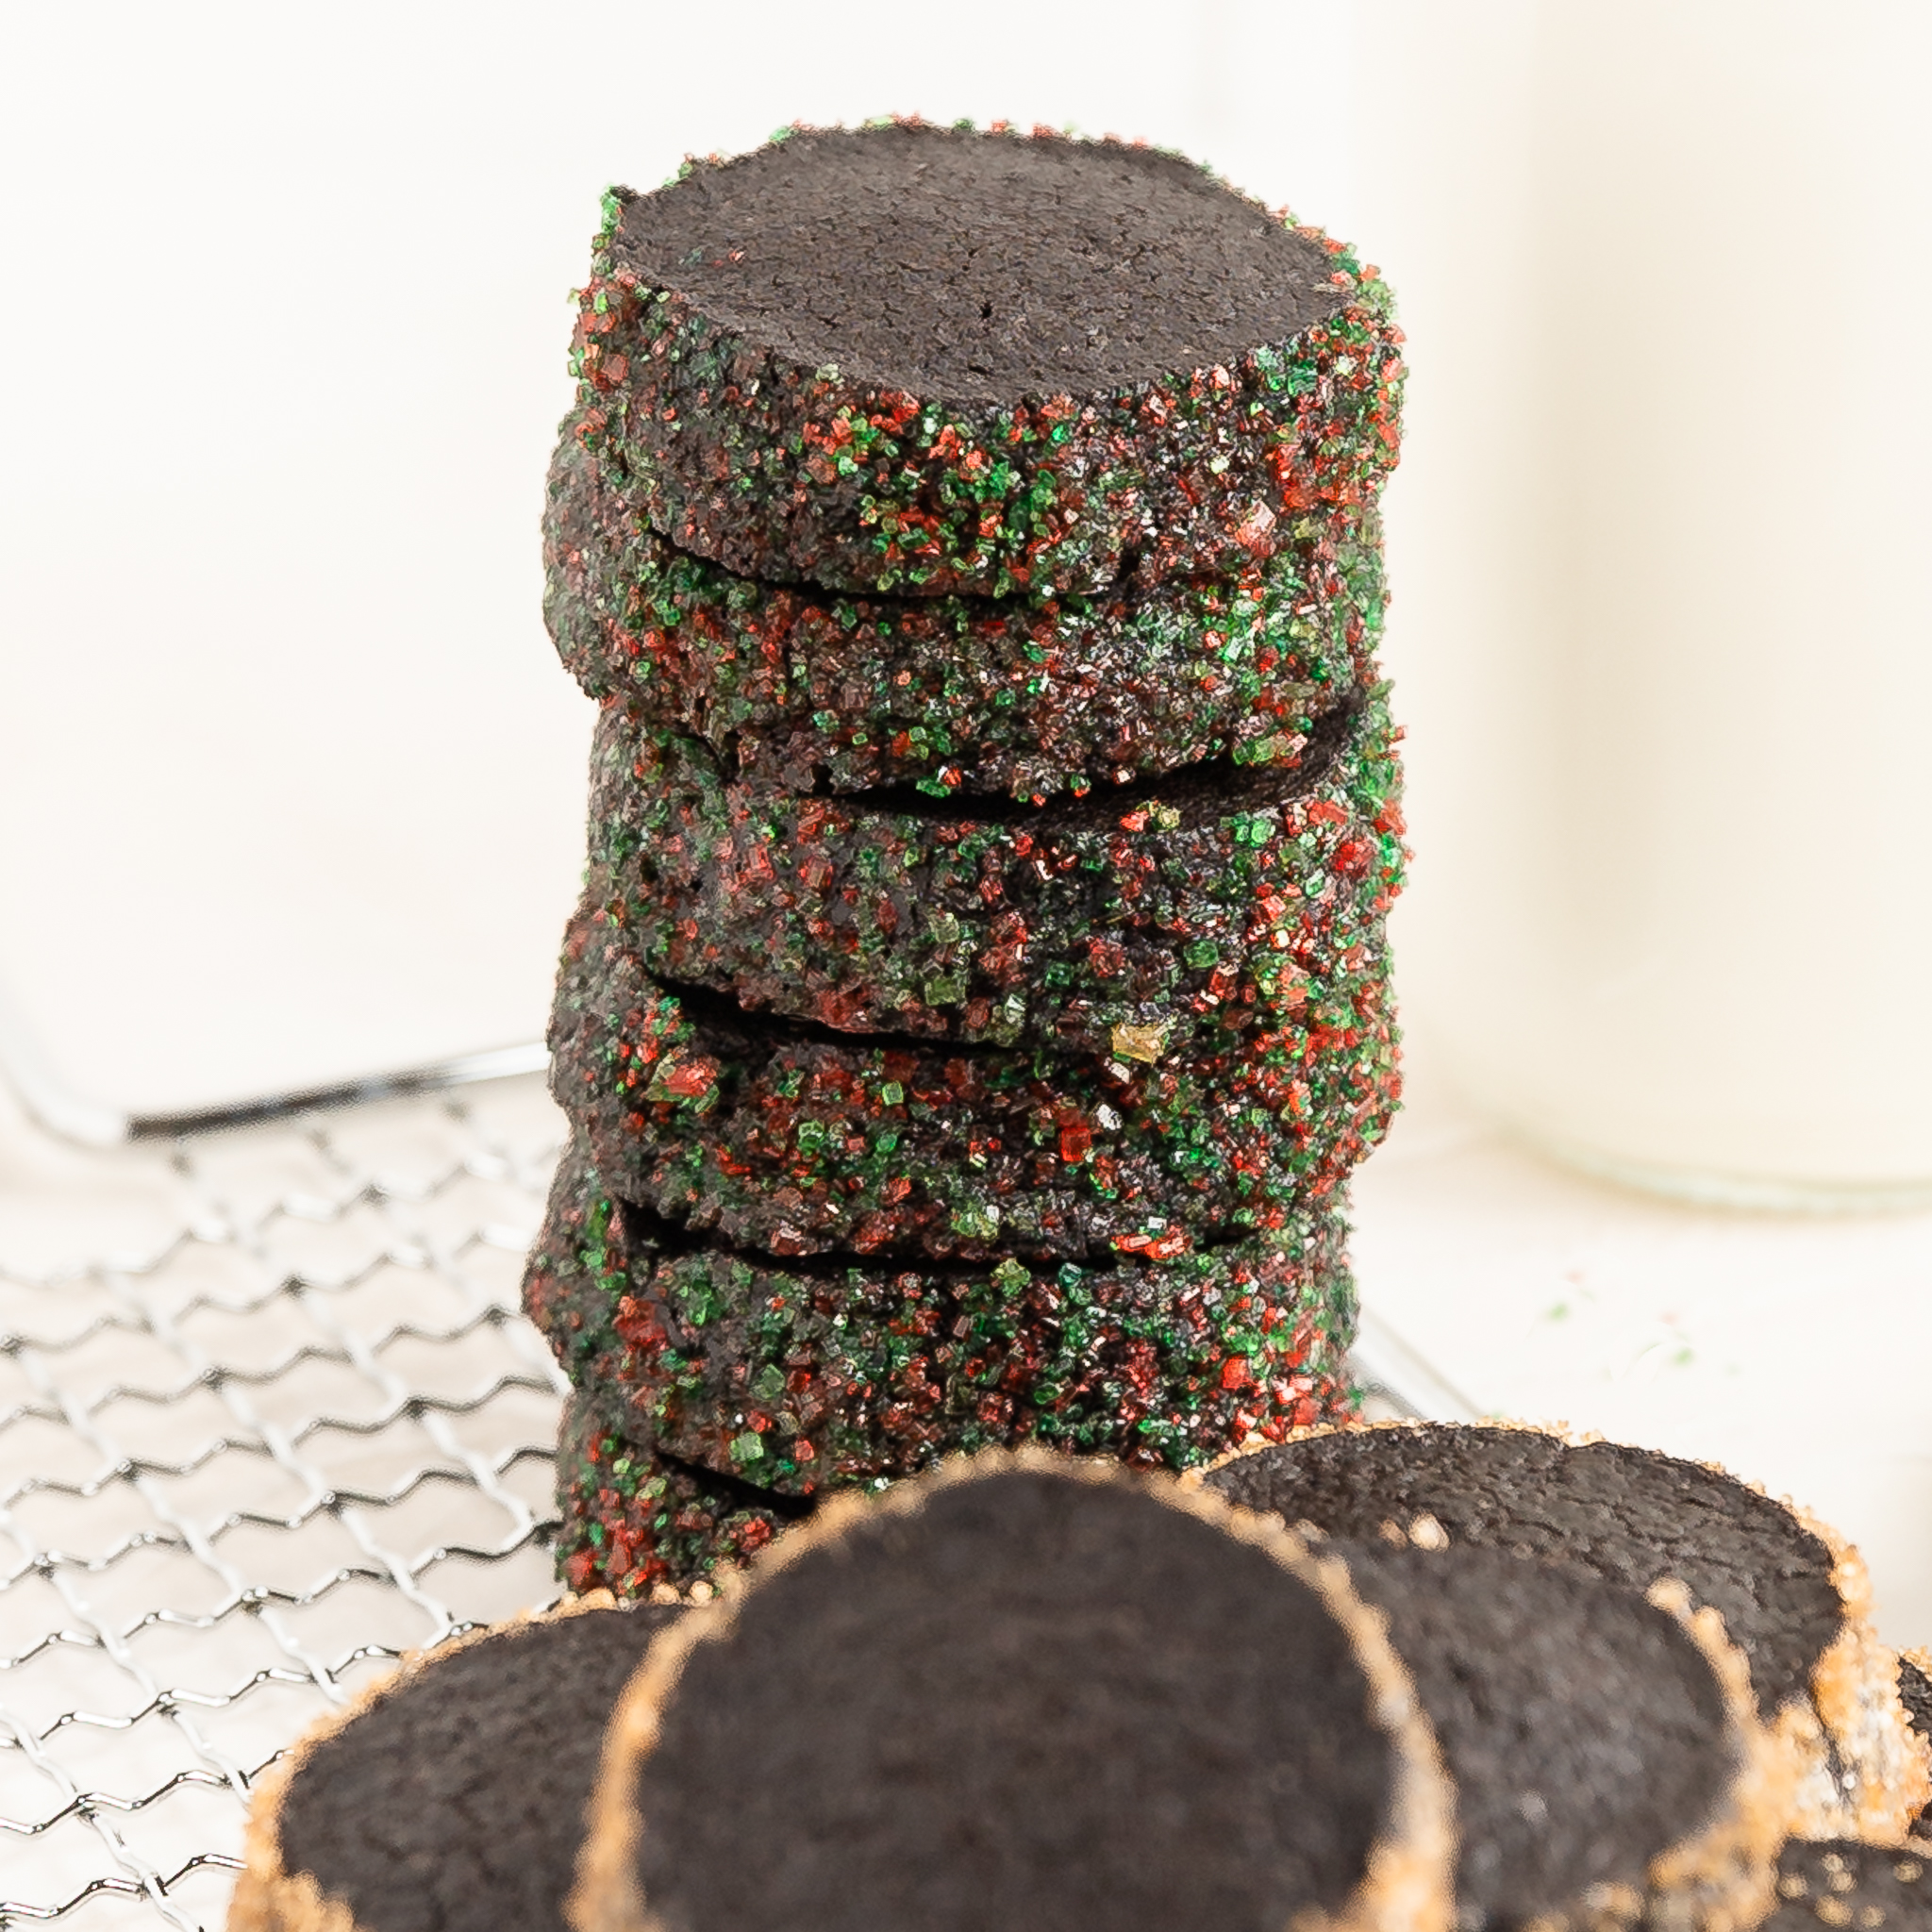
[570,119,1401,597]
[528,119,1409,1595]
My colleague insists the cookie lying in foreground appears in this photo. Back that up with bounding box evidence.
[1333,1541,1781,1932]
[1196,1420,1932,1842]
[571,121,1402,597]
[228,1598,679,1932]
[574,1451,1454,1932]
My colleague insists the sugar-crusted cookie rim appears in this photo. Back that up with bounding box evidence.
[569,1443,1455,1932]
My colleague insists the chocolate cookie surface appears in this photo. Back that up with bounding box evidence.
[1333,1541,1771,1932]
[1206,1424,1839,1716]
[1201,1423,1926,1841]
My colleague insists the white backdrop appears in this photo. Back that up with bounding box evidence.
[7,3,1932,1639]
[0,0,1355,1121]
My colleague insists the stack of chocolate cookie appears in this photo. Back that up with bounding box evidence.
[522,119,1408,1593]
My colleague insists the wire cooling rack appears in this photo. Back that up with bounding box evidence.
[0,1075,571,1929]
[0,1068,1423,1930]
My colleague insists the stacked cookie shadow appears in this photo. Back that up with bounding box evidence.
[234,1428,1932,1932]
[520,120,1409,1592]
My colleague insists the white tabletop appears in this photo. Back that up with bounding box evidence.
[1354,1036,1932,1649]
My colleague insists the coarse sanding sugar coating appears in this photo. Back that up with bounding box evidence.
[541,418,1386,804]
[525,1133,1355,1515]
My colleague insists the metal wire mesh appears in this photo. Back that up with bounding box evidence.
[0,1074,571,1930]
[0,1068,1420,1929]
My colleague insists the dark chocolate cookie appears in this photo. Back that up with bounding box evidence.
[547,913,1393,1264]
[574,1457,1452,1932]
[1198,1421,1929,1842]
[584,686,1402,1059]
[544,416,1382,801]
[229,1598,679,1932]
[571,121,1403,597]
[524,1135,1354,1504]
[1332,1541,1778,1932]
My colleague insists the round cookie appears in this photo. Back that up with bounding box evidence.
[1764,1842,1932,1932]
[584,687,1402,1059]
[1196,1420,1931,1843]
[571,121,1404,598]
[572,1453,1453,1932]
[227,1597,679,1932]
[544,415,1383,802]
[555,1390,805,1598]
[524,1134,1354,1504]
[548,913,1394,1264]
[1330,1541,1781,1932]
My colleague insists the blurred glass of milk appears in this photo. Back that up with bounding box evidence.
[1357,0,1932,1206]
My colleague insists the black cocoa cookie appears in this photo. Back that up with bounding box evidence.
[554,1390,805,1598]
[572,1455,1453,1932]
[1331,1541,1779,1932]
[544,415,1382,801]
[1197,1421,1930,1842]
[1902,1650,1932,1838]
[571,121,1403,597]
[548,913,1392,1263]
[228,1598,678,1932]
[524,1135,1354,1507]
[1765,1842,1932,1932]
[584,687,1401,1059]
